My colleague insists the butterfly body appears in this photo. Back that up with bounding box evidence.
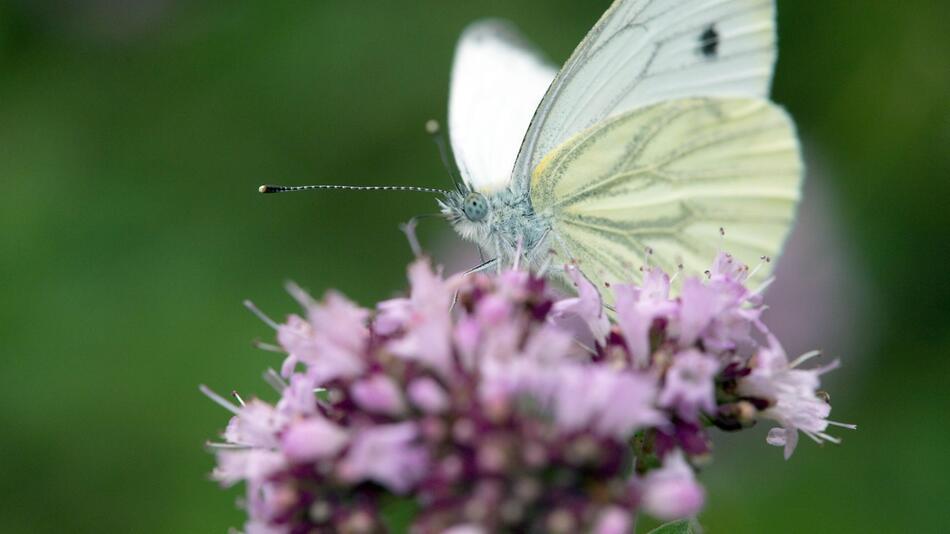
[440,186,552,267]
[441,0,802,291]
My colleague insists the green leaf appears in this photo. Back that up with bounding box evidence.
[379,495,418,532]
[646,519,697,534]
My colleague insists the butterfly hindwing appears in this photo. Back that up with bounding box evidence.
[530,97,802,289]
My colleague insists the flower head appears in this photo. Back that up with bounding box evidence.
[658,349,720,421]
[276,287,368,381]
[737,334,856,459]
[338,422,428,493]
[205,252,852,531]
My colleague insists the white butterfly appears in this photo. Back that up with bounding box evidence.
[439,0,802,292]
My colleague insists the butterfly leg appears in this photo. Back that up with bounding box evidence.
[450,258,499,311]
[530,229,575,280]
[465,258,498,276]
[493,236,508,273]
[525,228,550,261]
[525,229,555,277]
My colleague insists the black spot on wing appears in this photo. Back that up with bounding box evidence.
[699,24,719,59]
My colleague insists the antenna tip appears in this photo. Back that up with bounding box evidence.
[425,119,440,135]
[259,185,280,194]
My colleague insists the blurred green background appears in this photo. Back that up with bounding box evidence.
[1,1,948,532]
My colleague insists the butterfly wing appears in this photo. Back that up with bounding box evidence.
[449,21,556,194]
[530,97,802,288]
[513,0,778,189]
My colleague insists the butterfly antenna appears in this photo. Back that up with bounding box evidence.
[259,184,450,195]
[425,119,465,194]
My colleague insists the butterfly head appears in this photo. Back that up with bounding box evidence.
[461,192,489,222]
[441,185,479,219]
[439,186,495,245]
[440,182,551,265]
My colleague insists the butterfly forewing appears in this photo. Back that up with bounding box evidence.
[513,0,778,192]
[449,21,556,194]
[530,97,802,290]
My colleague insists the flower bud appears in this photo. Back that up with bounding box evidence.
[280,417,348,463]
[641,452,705,521]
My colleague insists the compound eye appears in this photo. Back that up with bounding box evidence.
[462,193,488,222]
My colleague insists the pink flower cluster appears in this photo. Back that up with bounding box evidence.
[204,253,852,533]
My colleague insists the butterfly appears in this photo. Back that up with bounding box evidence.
[262,0,802,296]
[438,0,802,292]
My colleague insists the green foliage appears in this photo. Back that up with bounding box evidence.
[647,520,697,534]
[379,496,418,533]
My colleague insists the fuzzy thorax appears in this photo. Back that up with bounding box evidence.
[440,186,552,265]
